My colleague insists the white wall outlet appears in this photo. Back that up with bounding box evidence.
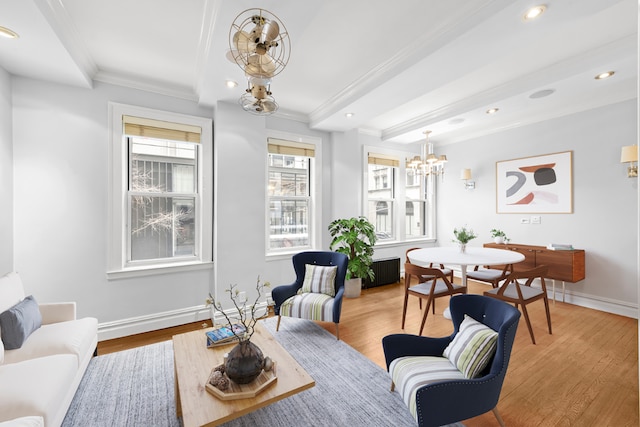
[531,215,541,224]
[520,217,530,224]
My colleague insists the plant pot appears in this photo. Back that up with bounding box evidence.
[494,236,504,244]
[225,340,264,384]
[344,278,362,298]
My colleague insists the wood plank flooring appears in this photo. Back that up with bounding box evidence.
[98,280,639,427]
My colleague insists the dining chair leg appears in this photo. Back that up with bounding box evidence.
[543,296,553,335]
[401,293,409,329]
[335,323,340,340]
[276,315,281,331]
[492,407,506,427]
[419,298,433,335]
[520,304,536,344]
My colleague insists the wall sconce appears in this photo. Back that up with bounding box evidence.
[621,145,638,177]
[461,168,475,190]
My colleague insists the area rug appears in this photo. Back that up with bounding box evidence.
[63,317,465,427]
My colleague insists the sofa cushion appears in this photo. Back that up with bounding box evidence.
[0,296,42,350]
[0,272,27,364]
[0,416,44,427]
[3,317,97,366]
[0,354,77,425]
[443,314,498,378]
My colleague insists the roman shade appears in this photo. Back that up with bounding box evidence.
[268,138,315,157]
[123,115,201,143]
[368,152,399,167]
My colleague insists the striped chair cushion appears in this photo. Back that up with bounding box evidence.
[443,314,498,378]
[389,356,465,421]
[300,264,337,297]
[280,292,334,322]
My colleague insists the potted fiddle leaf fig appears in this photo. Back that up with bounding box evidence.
[328,216,377,297]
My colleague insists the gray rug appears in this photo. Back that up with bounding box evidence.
[63,317,464,427]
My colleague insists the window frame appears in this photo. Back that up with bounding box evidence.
[366,153,398,241]
[363,146,436,246]
[107,102,213,279]
[265,132,321,258]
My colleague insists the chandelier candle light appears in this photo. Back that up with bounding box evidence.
[228,8,291,115]
[406,131,447,179]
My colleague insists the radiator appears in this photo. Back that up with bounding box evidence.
[363,257,401,288]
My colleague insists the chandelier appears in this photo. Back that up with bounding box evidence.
[228,9,291,115]
[406,131,447,177]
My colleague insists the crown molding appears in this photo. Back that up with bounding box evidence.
[34,0,97,88]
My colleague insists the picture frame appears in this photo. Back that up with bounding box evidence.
[496,151,573,214]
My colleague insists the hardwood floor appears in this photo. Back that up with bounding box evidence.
[98,280,639,427]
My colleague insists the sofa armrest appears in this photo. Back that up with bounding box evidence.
[38,302,76,324]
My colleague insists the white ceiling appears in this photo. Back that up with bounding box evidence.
[0,0,637,145]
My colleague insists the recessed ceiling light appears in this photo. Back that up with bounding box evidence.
[344,112,354,118]
[529,89,556,99]
[226,80,238,88]
[523,5,546,21]
[595,71,615,80]
[0,26,19,39]
[486,108,499,115]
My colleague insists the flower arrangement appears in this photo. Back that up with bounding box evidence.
[453,226,477,244]
[206,276,270,342]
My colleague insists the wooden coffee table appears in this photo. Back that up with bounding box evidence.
[172,320,315,427]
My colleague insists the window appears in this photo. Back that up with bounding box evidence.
[367,153,398,241]
[405,168,435,239]
[108,104,212,277]
[364,149,436,244]
[267,138,315,253]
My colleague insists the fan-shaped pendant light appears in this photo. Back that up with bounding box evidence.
[228,8,290,115]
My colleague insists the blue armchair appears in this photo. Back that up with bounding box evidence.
[272,251,348,340]
[382,294,521,427]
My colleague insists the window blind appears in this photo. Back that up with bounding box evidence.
[268,138,315,157]
[368,152,399,167]
[123,115,201,143]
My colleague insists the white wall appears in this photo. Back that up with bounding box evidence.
[11,78,215,338]
[436,100,638,316]
[0,67,12,274]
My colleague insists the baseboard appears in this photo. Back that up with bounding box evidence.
[97,303,270,341]
[443,268,639,319]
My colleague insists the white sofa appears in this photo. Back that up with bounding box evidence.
[0,272,98,427]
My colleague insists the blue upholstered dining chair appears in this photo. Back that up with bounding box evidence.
[272,251,348,340]
[382,294,521,427]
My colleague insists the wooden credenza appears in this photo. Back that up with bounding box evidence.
[483,242,585,301]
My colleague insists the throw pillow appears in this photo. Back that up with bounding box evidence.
[0,295,42,350]
[300,264,337,297]
[443,314,498,378]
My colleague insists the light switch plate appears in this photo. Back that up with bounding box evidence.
[531,216,541,224]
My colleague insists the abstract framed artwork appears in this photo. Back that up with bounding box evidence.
[496,151,573,213]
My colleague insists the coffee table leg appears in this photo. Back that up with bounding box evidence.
[174,358,182,417]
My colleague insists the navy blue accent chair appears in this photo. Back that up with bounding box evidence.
[272,251,348,339]
[382,294,521,427]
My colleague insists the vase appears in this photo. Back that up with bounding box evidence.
[458,243,467,253]
[225,340,264,384]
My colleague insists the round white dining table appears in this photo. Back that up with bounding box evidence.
[407,246,526,318]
